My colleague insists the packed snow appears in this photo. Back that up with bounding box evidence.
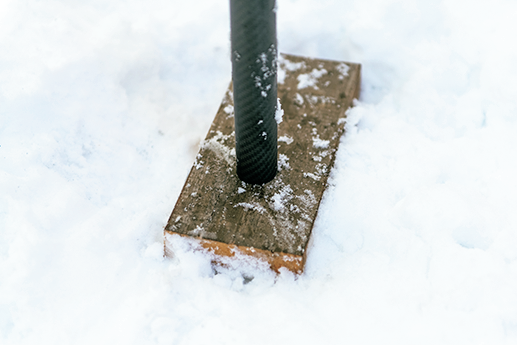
[2,0,517,344]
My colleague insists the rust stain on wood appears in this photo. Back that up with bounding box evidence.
[165,53,361,273]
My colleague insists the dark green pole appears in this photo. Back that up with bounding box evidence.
[230,0,278,185]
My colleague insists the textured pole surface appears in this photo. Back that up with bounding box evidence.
[230,0,278,184]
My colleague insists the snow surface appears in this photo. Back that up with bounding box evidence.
[2,0,517,344]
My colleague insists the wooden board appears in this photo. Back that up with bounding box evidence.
[165,53,361,273]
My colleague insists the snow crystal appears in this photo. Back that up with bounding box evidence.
[278,153,290,170]
[277,55,306,84]
[201,131,236,165]
[187,225,217,240]
[224,104,234,116]
[234,202,266,214]
[278,55,306,72]
[312,135,330,149]
[297,68,328,89]
[303,172,321,181]
[294,93,304,105]
[278,135,294,145]
[336,63,349,79]
[275,98,284,124]
[270,185,293,212]
[271,193,284,212]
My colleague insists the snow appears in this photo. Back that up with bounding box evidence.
[277,54,305,84]
[297,68,328,89]
[234,202,267,214]
[278,135,294,144]
[275,98,284,124]
[271,184,294,212]
[200,131,236,165]
[2,0,517,344]
[278,153,290,170]
[312,136,330,149]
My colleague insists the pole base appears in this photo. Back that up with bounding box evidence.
[165,54,361,274]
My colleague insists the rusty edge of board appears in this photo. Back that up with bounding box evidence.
[164,54,361,274]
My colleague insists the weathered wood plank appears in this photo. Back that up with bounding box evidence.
[165,53,361,273]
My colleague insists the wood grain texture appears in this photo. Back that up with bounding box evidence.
[165,53,361,273]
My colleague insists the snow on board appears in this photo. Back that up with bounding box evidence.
[165,54,361,273]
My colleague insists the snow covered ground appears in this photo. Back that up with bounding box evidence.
[2,0,517,343]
